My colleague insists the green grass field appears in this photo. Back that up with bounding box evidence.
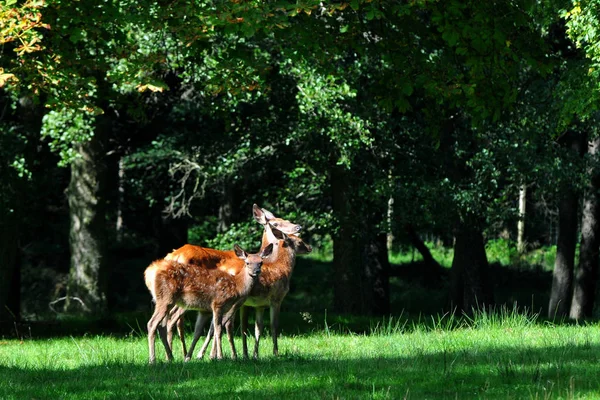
[2,312,600,399]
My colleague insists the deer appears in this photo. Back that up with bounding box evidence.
[144,243,273,363]
[158,204,302,359]
[190,227,312,360]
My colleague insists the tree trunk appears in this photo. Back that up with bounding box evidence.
[157,216,188,256]
[115,156,125,244]
[0,210,21,324]
[331,164,390,315]
[405,224,443,285]
[65,119,109,314]
[548,190,579,319]
[548,132,585,319]
[332,164,363,314]
[362,221,391,315]
[450,222,493,313]
[570,136,600,320]
[217,181,235,234]
[517,184,527,254]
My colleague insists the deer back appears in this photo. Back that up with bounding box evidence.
[164,245,244,276]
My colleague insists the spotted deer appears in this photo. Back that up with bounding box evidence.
[144,243,273,363]
[159,204,302,359]
[191,227,312,360]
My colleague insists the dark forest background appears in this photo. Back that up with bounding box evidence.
[3,0,600,334]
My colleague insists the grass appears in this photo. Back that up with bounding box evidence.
[387,239,558,271]
[2,311,600,399]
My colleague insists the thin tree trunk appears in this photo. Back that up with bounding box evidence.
[405,224,443,285]
[115,157,125,243]
[450,222,493,313]
[517,184,527,254]
[548,132,585,319]
[65,120,109,314]
[570,136,600,320]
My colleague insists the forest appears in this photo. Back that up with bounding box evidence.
[3,0,600,335]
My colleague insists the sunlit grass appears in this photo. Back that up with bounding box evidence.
[2,312,600,399]
[387,239,558,271]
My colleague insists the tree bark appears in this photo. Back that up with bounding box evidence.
[570,136,600,320]
[405,224,443,285]
[115,157,125,244]
[65,119,109,314]
[548,132,585,319]
[0,210,21,324]
[362,220,391,315]
[331,164,390,315]
[217,181,236,234]
[157,216,188,256]
[332,164,363,314]
[517,184,527,254]
[450,222,493,313]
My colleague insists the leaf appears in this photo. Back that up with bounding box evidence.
[0,71,17,87]
[442,29,459,47]
[136,83,167,93]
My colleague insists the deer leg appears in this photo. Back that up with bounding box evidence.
[197,319,214,360]
[147,302,170,364]
[157,320,173,362]
[167,306,187,358]
[270,302,282,356]
[212,309,224,360]
[209,330,218,359]
[222,305,238,360]
[240,305,249,359]
[176,314,187,358]
[253,307,265,359]
[185,312,210,361]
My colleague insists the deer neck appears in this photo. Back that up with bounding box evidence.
[261,224,281,261]
[236,269,259,296]
[267,240,297,277]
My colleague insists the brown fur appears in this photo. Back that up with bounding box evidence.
[161,205,303,360]
[190,230,312,360]
[145,244,271,363]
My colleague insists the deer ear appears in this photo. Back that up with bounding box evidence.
[271,227,287,241]
[261,208,276,221]
[299,241,312,254]
[234,244,247,259]
[261,243,274,258]
[253,204,267,225]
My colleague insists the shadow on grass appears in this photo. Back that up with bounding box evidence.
[2,342,600,399]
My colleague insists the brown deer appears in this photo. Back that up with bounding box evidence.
[145,243,273,363]
[191,228,312,360]
[159,204,301,358]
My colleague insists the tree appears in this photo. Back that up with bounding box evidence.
[570,132,600,319]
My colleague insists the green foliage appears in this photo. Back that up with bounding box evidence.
[563,1,600,89]
[204,220,262,251]
[40,108,94,166]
